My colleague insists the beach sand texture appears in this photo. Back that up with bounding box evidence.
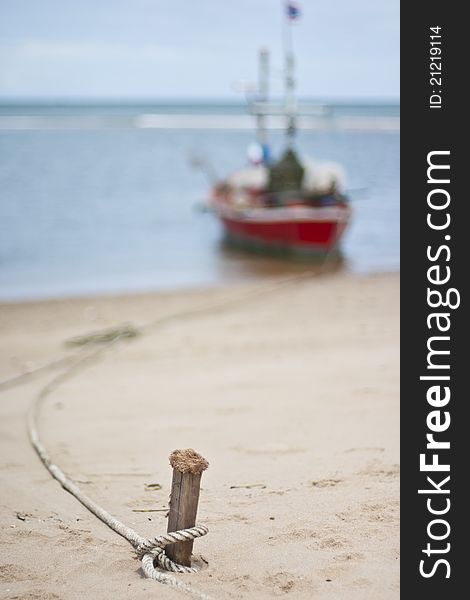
[0,272,399,599]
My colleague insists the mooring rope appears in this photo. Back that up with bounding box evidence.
[1,273,314,392]
[26,341,214,599]
[18,273,318,597]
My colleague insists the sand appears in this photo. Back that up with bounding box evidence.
[0,272,399,600]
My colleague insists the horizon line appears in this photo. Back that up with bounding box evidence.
[0,95,400,106]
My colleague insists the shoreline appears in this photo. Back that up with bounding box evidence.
[0,271,399,599]
[0,266,399,306]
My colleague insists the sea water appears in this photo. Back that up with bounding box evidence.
[0,102,399,300]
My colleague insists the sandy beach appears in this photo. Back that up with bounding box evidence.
[0,271,399,600]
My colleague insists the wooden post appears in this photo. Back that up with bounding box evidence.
[166,448,209,567]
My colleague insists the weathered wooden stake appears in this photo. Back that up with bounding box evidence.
[166,448,209,567]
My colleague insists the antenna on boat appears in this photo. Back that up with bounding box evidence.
[283,1,301,147]
[256,47,270,149]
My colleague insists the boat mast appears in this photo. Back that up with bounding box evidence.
[283,1,298,148]
[257,47,269,148]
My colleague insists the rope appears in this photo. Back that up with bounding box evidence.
[18,273,317,597]
[2,272,314,392]
[0,351,86,391]
[27,342,214,599]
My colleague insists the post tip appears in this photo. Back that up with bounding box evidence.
[169,448,209,475]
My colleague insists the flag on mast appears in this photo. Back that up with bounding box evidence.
[286,2,301,20]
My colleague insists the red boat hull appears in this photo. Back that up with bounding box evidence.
[222,216,347,252]
[213,202,351,256]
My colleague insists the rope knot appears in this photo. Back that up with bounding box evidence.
[137,525,209,575]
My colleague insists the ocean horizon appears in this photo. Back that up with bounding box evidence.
[0,99,399,130]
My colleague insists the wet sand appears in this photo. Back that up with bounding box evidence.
[0,272,399,599]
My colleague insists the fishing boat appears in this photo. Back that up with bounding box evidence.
[210,2,351,257]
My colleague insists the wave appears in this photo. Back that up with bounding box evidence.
[0,113,400,132]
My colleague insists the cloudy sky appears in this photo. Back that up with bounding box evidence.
[0,0,399,101]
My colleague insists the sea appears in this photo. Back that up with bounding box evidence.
[0,101,399,301]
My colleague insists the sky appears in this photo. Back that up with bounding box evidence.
[0,0,399,101]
